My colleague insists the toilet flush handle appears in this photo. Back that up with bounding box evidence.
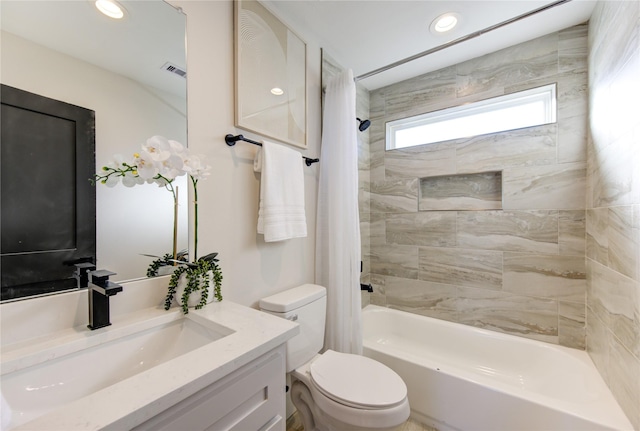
[287,314,298,321]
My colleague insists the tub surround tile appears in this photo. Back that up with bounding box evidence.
[587,260,639,357]
[635,205,640,283]
[383,66,457,121]
[559,210,586,256]
[456,286,559,343]
[588,2,640,426]
[457,210,559,254]
[370,178,418,213]
[558,24,589,74]
[365,23,590,351]
[586,309,611,382]
[455,124,557,173]
[590,128,639,208]
[587,208,609,265]
[456,33,558,99]
[502,163,586,210]
[419,172,502,211]
[370,244,419,279]
[418,247,503,290]
[386,276,458,322]
[503,253,586,301]
[386,212,456,247]
[558,301,586,350]
[385,143,456,180]
[558,114,588,163]
[369,274,387,306]
[557,70,589,122]
[608,205,638,280]
[369,212,386,246]
[609,335,640,429]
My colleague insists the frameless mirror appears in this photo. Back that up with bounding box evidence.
[1,0,187,299]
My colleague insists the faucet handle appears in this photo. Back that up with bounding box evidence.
[89,269,122,296]
[90,269,117,287]
[73,262,96,288]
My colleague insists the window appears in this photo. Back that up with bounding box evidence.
[386,83,557,150]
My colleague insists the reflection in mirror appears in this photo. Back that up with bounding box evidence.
[0,0,187,300]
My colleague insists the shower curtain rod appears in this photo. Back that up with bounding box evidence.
[225,134,320,166]
[355,0,572,82]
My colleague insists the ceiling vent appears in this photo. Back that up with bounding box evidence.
[161,62,186,79]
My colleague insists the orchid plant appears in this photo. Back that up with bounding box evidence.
[93,136,222,313]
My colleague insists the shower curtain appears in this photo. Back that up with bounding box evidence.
[316,69,362,355]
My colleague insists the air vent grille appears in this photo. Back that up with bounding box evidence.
[161,62,186,79]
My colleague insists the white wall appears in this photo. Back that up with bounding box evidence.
[167,1,323,307]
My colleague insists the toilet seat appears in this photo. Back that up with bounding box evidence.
[309,350,407,409]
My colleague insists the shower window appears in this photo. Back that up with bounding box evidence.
[386,83,556,150]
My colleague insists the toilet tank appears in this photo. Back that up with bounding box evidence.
[259,284,326,372]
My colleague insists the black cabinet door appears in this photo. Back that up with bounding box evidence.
[1,84,96,300]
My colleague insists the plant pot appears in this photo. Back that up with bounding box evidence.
[174,269,215,308]
[155,265,177,276]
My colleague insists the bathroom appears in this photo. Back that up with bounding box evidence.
[1,0,638,430]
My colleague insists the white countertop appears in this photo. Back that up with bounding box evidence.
[2,301,299,430]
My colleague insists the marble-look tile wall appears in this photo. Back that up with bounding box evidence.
[365,25,589,348]
[587,1,640,428]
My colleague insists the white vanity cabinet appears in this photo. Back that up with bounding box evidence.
[133,345,287,431]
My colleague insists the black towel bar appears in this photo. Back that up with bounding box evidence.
[225,134,319,166]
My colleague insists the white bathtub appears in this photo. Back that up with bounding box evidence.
[362,305,633,431]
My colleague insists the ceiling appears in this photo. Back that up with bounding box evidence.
[265,0,596,90]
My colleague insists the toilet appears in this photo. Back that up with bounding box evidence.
[260,284,410,431]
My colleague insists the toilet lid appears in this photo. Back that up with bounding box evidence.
[309,350,407,409]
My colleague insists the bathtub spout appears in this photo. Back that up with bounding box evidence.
[360,283,373,292]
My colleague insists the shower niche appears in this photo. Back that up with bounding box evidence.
[418,171,502,211]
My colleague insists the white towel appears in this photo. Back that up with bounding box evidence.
[254,141,307,242]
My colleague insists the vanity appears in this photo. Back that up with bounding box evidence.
[1,277,299,430]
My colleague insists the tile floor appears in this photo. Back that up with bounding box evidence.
[285,411,436,431]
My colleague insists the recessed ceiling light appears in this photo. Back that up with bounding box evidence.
[431,13,459,34]
[95,0,125,19]
[270,87,284,96]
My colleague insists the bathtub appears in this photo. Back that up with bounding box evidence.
[362,305,633,431]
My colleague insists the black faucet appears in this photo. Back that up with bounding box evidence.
[87,269,123,330]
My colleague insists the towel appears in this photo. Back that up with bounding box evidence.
[254,141,307,242]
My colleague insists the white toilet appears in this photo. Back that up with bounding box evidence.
[260,284,410,431]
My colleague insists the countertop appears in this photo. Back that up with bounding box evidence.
[2,301,299,430]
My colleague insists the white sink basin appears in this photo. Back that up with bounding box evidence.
[2,314,232,429]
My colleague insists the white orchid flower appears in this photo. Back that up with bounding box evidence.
[133,151,159,179]
[168,139,186,155]
[183,154,211,181]
[122,171,145,187]
[157,154,185,180]
[103,175,121,187]
[142,136,172,161]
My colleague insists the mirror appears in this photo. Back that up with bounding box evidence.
[0,0,187,296]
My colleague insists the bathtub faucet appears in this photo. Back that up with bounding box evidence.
[360,283,373,292]
[87,269,123,330]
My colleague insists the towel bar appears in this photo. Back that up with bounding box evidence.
[225,134,319,166]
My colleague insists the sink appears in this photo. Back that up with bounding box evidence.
[1,314,232,429]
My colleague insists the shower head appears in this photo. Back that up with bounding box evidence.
[357,117,371,132]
